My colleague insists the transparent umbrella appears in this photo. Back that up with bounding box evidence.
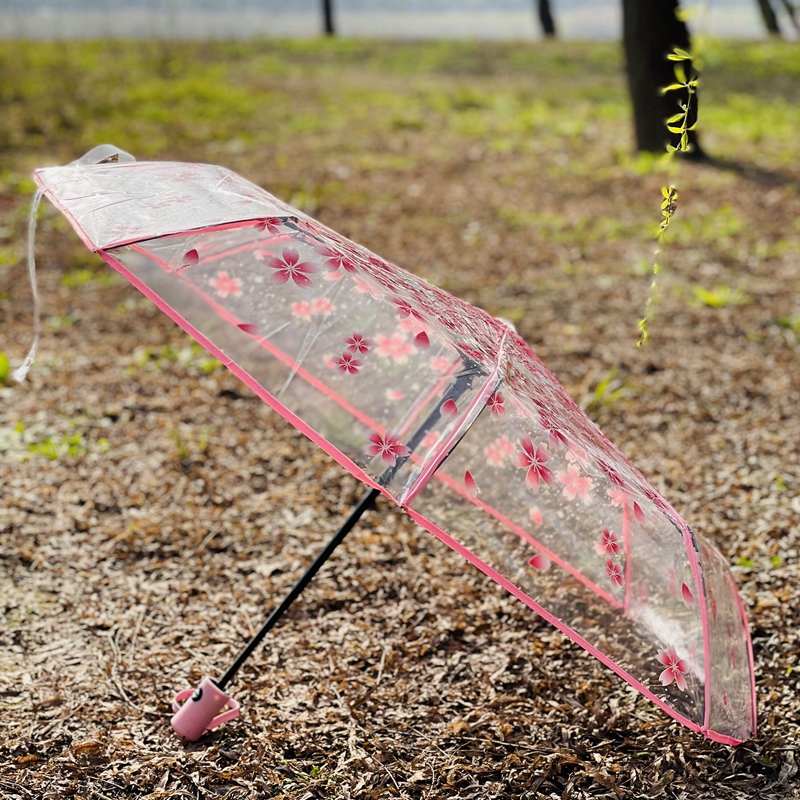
[23,145,756,744]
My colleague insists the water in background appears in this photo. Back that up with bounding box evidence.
[0,0,780,40]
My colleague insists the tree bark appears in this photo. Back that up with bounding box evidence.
[756,0,782,35]
[622,0,703,157]
[537,0,557,37]
[322,0,335,36]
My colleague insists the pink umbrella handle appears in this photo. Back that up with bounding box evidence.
[170,677,240,741]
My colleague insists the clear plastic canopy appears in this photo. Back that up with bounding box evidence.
[34,153,756,744]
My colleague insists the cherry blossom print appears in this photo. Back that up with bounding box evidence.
[517,438,553,492]
[605,559,624,587]
[633,502,646,524]
[484,436,515,467]
[414,331,430,350]
[209,270,242,298]
[345,334,372,354]
[316,244,356,273]
[365,432,410,466]
[465,471,478,498]
[430,355,454,373]
[182,249,199,268]
[487,391,505,417]
[291,301,313,320]
[393,298,420,320]
[441,399,458,418]
[263,248,317,288]
[557,465,594,504]
[529,552,551,571]
[546,425,569,450]
[658,648,688,691]
[607,486,630,508]
[386,389,404,401]
[237,323,259,335]
[398,316,427,336]
[681,583,695,608]
[334,352,362,374]
[529,506,543,526]
[255,217,284,235]
[323,269,344,282]
[374,333,415,363]
[311,298,335,316]
[596,529,621,557]
[566,441,589,465]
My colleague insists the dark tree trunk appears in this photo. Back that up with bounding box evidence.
[538,0,556,37]
[322,0,335,36]
[778,0,800,33]
[622,0,703,157]
[756,0,782,34]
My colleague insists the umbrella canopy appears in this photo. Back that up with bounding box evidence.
[31,148,756,744]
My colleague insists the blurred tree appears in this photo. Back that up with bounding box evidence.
[756,0,782,35]
[537,0,557,37]
[622,0,703,157]
[323,0,335,36]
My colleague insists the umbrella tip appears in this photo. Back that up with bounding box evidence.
[170,677,240,741]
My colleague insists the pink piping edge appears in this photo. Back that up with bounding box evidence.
[85,234,750,744]
[401,505,743,746]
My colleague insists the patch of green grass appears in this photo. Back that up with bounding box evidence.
[0,351,10,385]
[691,284,752,308]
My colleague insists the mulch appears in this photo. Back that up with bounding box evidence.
[2,50,800,800]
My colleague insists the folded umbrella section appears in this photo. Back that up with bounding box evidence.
[31,148,756,744]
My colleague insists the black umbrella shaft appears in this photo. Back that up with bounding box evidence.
[216,357,483,690]
[217,486,380,691]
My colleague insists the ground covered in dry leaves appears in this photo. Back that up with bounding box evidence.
[1,40,800,799]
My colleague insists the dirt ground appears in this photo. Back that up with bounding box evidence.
[1,40,800,799]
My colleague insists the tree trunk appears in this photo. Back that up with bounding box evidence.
[622,0,703,157]
[322,0,335,36]
[537,0,557,37]
[756,0,782,35]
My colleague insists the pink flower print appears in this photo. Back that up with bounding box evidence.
[484,436,515,467]
[546,425,569,450]
[464,471,478,498]
[441,399,458,418]
[183,249,199,268]
[529,506,543,525]
[365,432,410,467]
[605,559,623,587]
[386,389,404,401]
[430,355,453,373]
[557,465,593,504]
[291,301,313,320]
[633,502,645,524]
[316,244,356,273]
[263,248,317,288]
[398,316,427,336]
[374,333,415,363]
[596,529,620,557]
[255,217,284,235]
[393,298,421,320]
[657,648,688,691]
[311,298,335,316]
[209,270,242,298]
[529,552,551,571]
[421,431,440,450]
[414,331,430,350]
[681,583,695,608]
[345,333,371,354]
[334,352,362,374]
[607,487,630,508]
[566,441,589,465]
[323,269,344,282]
[517,438,553,492]
[487,392,505,417]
